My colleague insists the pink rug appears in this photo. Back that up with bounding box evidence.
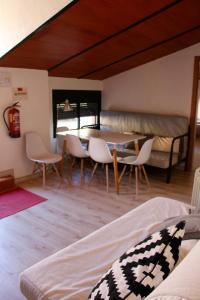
[0,187,47,219]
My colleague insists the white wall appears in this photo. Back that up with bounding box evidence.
[0,73,102,179]
[49,77,102,91]
[0,67,50,178]
[103,42,200,117]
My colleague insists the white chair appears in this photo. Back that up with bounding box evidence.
[56,126,69,154]
[65,134,89,184]
[25,132,62,188]
[88,137,113,192]
[56,127,69,173]
[118,138,154,195]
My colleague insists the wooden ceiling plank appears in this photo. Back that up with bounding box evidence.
[49,1,200,78]
[0,0,179,69]
[83,27,200,80]
[48,0,181,71]
[79,25,200,79]
[1,0,200,80]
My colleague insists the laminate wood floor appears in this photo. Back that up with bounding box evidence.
[0,165,194,300]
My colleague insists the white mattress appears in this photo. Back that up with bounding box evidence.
[20,197,190,300]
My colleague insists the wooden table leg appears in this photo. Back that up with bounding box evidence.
[134,141,139,154]
[113,148,119,194]
[60,140,66,175]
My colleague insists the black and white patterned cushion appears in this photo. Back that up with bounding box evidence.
[88,221,185,300]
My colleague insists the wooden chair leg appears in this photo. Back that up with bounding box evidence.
[113,148,119,194]
[32,162,37,173]
[105,164,109,192]
[72,157,76,168]
[80,158,84,185]
[67,156,75,181]
[128,165,133,187]
[119,165,127,183]
[89,163,98,184]
[135,166,138,196]
[52,163,61,178]
[42,163,46,188]
[57,140,66,176]
[142,165,151,188]
[138,165,143,182]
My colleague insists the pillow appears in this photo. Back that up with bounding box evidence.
[152,136,180,153]
[149,214,200,240]
[88,221,185,300]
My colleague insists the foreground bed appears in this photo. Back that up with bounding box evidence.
[20,197,195,300]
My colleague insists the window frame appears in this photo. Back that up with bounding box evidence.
[52,89,101,137]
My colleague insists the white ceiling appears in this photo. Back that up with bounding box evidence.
[0,0,73,58]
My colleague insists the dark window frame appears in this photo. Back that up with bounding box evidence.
[52,89,101,137]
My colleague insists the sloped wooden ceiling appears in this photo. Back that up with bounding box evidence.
[0,0,200,80]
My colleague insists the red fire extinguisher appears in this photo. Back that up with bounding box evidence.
[3,102,21,138]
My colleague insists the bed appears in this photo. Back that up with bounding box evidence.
[20,196,196,300]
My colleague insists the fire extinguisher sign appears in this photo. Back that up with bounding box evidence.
[13,87,28,101]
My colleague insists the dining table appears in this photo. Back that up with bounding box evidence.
[57,128,145,194]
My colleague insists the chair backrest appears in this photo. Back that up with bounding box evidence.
[25,131,48,159]
[134,138,154,165]
[66,134,88,158]
[56,127,69,153]
[89,137,113,163]
[191,167,200,213]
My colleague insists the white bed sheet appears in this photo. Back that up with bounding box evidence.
[20,197,190,300]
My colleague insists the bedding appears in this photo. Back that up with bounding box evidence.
[88,221,185,300]
[145,240,200,300]
[20,197,190,300]
[178,239,198,262]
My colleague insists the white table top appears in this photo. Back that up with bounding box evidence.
[57,128,145,145]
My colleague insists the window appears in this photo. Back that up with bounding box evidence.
[52,90,101,137]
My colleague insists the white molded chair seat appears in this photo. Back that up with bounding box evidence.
[118,138,154,195]
[25,131,62,188]
[65,134,89,184]
[89,137,113,192]
[118,155,137,164]
[30,153,62,164]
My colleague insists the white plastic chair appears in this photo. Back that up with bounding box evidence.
[56,126,69,154]
[118,138,154,195]
[56,126,69,173]
[65,134,89,184]
[25,132,62,188]
[88,137,113,192]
